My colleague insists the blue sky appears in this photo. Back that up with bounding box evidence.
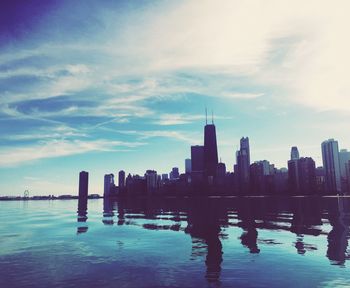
[1,0,350,196]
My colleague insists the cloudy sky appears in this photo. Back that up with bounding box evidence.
[1,0,350,196]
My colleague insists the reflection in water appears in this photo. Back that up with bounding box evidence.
[103,197,115,225]
[326,198,350,265]
[77,197,88,234]
[76,196,350,284]
[185,199,225,283]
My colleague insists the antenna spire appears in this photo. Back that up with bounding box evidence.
[205,107,208,125]
[211,110,214,124]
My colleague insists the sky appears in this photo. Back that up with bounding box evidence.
[1,0,350,196]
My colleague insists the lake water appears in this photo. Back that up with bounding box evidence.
[0,197,350,288]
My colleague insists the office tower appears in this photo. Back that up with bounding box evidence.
[339,149,350,193]
[250,160,270,195]
[291,146,300,160]
[298,157,316,195]
[161,173,169,181]
[104,174,115,197]
[145,170,158,193]
[78,171,89,199]
[191,145,204,172]
[321,139,341,194]
[315,167,326,194]
[236,137,250,192]
[170,167,179,180]
[118,170,125,188]
[274,168,288,194]
[217,162,226,178]
[204,114,218,178]
[288,146,300,194]
[185,158,192,174]
[346,161,350,193]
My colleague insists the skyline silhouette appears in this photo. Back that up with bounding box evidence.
[1,1,350,197]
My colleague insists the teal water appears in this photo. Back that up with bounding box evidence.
[0,197,349,288]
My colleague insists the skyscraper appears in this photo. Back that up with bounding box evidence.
[185,158,192,174]
[170,167,179,180]
[118,170,125,188]
[191,145,204,172]
[297,157,316,195]
[204,114,218,178]
[79,171,89,199]
[339,149,350,193]
[236,137,250,192]
[321,139,341,194]
[288,146,300,193]
[104,174,115,197]
[291,146,300,160]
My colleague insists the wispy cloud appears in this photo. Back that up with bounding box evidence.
[117,130,199,144]
[0,139,146,167]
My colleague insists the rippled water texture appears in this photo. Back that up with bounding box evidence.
[1,197,350,288]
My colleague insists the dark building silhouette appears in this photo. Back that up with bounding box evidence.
[216,162,226,186]
[204,114,218,181]
[288,159,299,194]
[118,170,125,188]
[250,161,271,195]
[291,146,300,160]
[191,145,205,183]
[322,139,341,194]
[185,158,192,174]
[104,173,115,197]
[170,167,179,180]
[236,137,250,192]
[78,171,89,199]
[298,157,316,195]
[77,197,88,234]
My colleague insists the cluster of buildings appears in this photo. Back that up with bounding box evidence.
[78,117,350,197]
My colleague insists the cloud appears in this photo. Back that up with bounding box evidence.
[0,139,145,167]
[117,130,199,144]
[154,114,204,125]
[220,93,264,100]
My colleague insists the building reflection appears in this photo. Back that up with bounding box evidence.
[237,199,260,253]
[326,197,350,265]
[185,198,226,283]
[76,196,350,281]
[77,197,88,234]
[103,197,115,225]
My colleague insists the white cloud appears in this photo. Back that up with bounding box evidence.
[0,139,145,167]
[118,129,199,144]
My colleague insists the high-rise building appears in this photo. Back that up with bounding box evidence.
[321,139,341,193]
[204,115,218,178]
[170,167,179,180]
[185,158,192,174]
[339,149,350,193]
[145,170,158,193]
[191,145,204,172]
[118,170,125,188]
[104,174,115,197]
[217,162,226,177]
[288,159,299,193]
[250,160,270,195]
[291,146,300,160]
[297,157,316,195]
[79,171,89,199]
[288,146,300,193]
[236,137,250,192]
[161,173,169,181]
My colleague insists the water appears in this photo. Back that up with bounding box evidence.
[0,197,350,288]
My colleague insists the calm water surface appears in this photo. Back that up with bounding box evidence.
[0,197,350,288]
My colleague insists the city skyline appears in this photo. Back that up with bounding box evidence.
[1,0,350,196]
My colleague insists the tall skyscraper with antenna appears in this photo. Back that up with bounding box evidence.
[204,109,218,180]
